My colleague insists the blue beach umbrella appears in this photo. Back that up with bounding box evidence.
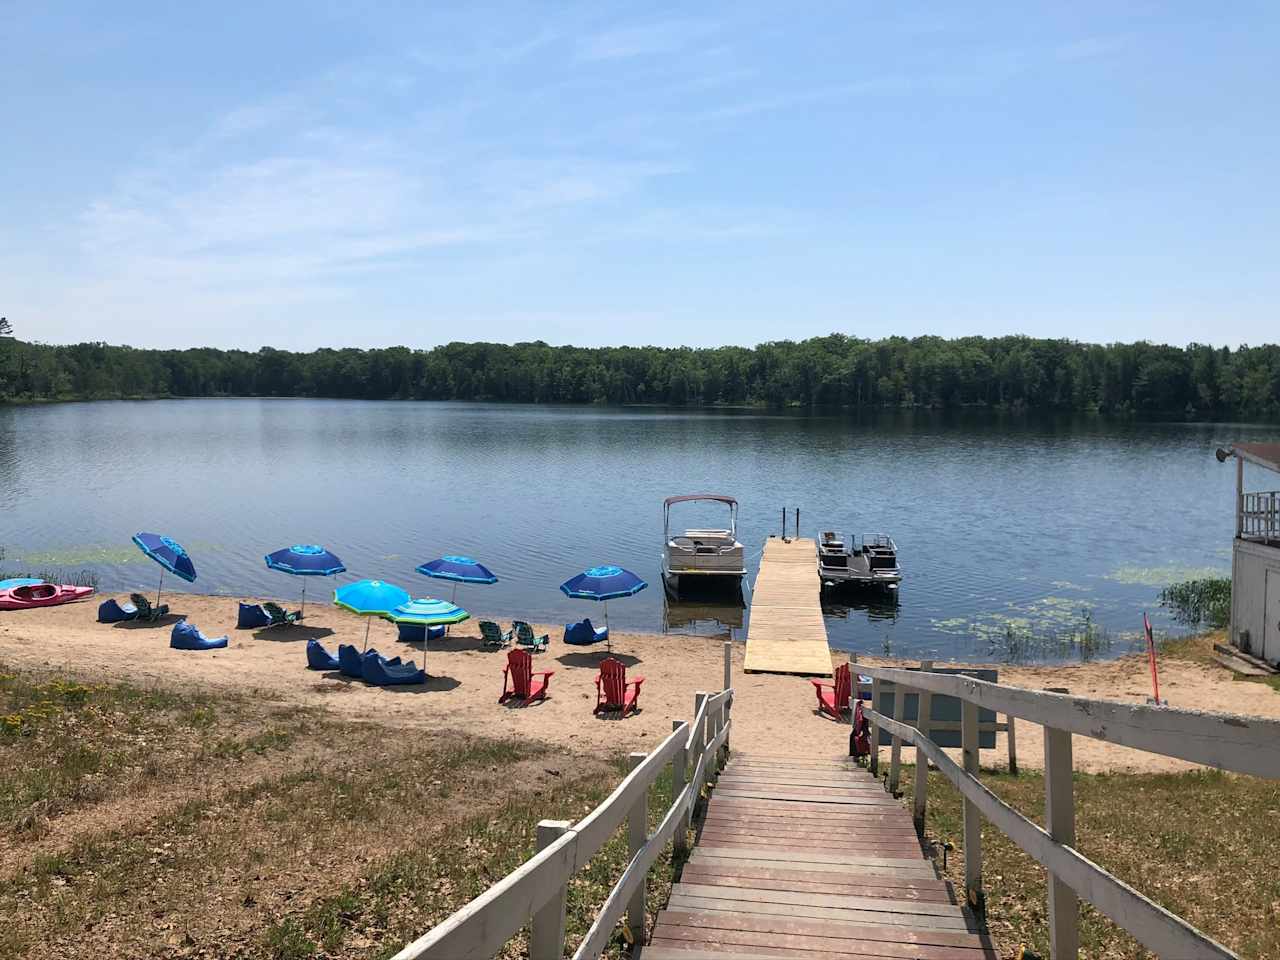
[132,533,196,608]
[560,565,648,647]
[265,544,346,616]
[335,579,411,651]
[416,555,498,604]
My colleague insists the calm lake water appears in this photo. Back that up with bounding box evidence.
[0,399,1268,663]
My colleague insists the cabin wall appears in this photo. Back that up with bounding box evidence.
[1231,538,1280,665]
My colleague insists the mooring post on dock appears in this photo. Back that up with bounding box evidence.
[722,642,732,756]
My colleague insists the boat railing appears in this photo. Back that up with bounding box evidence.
[855,662,1280,960]
[1240,490,1280,542]
[390,645,735,960]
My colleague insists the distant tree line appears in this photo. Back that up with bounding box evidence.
[1,330,1279,417]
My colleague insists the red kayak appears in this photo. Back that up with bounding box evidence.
[0,583,95,610]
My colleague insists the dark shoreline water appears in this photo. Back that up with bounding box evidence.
[1,399,1263,663]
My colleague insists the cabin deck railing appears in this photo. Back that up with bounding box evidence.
[390,644,735,960]
[856,663,1280,960]
[1240,489,1280,542]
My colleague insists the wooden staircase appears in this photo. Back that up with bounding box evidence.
[644,752,999,959]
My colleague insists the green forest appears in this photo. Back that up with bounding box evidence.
[1,326,1278,416]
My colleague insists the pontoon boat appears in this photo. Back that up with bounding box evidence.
[817,531,902,591]
[662,495,747,596]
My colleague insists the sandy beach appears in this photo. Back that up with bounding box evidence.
[2,592,1277,774]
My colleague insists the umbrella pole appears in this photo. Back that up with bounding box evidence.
[156,569,165,611]
[605,600,611,654]
[363,618,372,653]
[300,580,307,618]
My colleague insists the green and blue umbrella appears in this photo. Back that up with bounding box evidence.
[132,532,196,608]
[265,544,346,615]
[386,597,470,672]
[335,579,411,651]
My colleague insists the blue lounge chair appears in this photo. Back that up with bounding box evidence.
[98,597,139,623]
[564,618,608,647]
[397,623,446,644]
[170,620,228,650]
[237,602,272,629]
[306,639,340,670]
[362,650,426,686]
[338,643,365,678]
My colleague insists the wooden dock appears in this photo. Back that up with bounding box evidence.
[646,752,998,959]
[743,537,832,676]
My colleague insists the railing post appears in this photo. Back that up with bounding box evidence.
[869,677,882,775]
[961,699,984,912]
[913,661,933,833]
[1006,713,1018,775]
[671,719,689,855]
[529,819,572,960]
[693,691,708,799]
[626,751,648,945]
[1045,712,1079,959]
[888,683,906,795]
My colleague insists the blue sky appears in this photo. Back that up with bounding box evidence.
[3,2,1276,351]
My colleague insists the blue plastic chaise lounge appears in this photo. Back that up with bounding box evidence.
[397,623,446,644]
[306,639,341,670]
[237,602,273,629]
[564,618,609,646]
[362,650,426,685]
[98,597,139,623]
[170,620,229,650]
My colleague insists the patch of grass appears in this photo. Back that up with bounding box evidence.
[1160,577,1231,629]
[900,763,1280,958]
[262,918,316,959]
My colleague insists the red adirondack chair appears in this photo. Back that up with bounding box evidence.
[499,648,554,705]
[594,657,645,716]
[810,662,853,719]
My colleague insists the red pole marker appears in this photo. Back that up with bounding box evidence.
[1143,611,1162,706]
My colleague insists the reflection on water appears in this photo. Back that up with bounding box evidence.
[821,587,901,624]
[662,593,745,638]
[0,399,1253,663]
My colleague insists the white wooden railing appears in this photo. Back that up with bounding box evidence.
[391,644,735,960]
[1240,490,1280,541]
[857,663,1280,960]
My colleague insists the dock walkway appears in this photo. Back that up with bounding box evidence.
[743,537,832,676]
[646,752,998,959]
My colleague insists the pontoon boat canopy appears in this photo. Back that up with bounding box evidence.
[664,494,738,507]
[1218,443,1280,474]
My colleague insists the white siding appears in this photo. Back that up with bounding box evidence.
[1230,538,1280,665]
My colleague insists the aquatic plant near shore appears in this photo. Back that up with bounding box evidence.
[0,547,98,589]
[1159,577,1231,629]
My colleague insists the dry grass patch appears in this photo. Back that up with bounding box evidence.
[0,664,682,959]
[901,762,1280,959]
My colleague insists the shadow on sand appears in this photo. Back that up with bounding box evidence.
[316,670,460,694]
[250,624,336,643]
[555,650,641,669]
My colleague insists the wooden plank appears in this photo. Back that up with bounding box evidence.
[688,851,939,880]
[688,847,933,871]
[743,538,833,676]
[653,912,997,957]
[677,866,954,902]
[666,896,972,932]
[671,883,964,920]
